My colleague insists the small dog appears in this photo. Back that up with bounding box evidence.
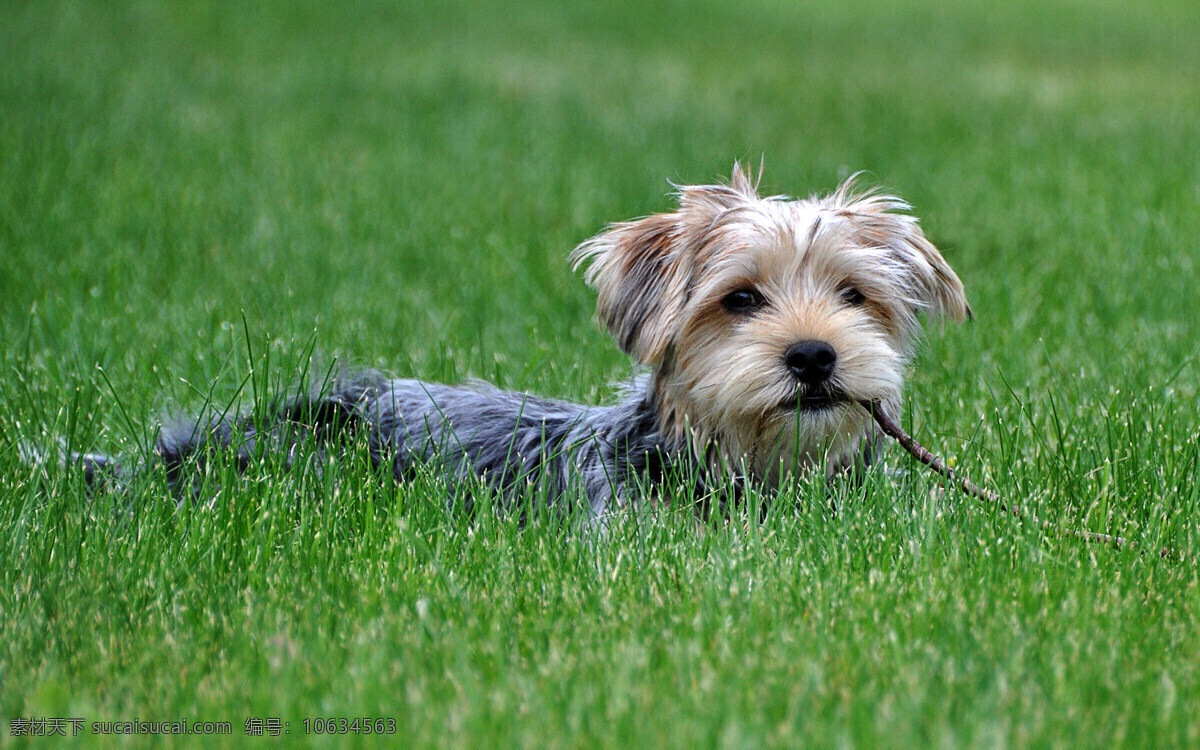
[75,165,969,522]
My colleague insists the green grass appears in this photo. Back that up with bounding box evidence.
[3,0,1200,746]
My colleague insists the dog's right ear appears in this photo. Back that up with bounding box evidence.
[572,168,759,365]
[570,212,693,366]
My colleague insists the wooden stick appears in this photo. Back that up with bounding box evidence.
[859,400,1174,558]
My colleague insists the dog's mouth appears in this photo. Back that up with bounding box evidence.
[779,388,847,412]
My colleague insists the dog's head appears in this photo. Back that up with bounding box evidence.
[571,164,969,481]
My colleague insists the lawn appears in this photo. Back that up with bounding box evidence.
[3,0,1199,746]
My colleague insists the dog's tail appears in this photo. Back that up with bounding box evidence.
[19,440,129,492]
[42,369,388,497]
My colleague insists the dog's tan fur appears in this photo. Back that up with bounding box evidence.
[571,164,969,489]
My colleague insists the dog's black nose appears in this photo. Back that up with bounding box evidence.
[785,340,837,384]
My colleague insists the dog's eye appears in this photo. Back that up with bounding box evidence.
[722,288,765,314]
[840,286,867,306]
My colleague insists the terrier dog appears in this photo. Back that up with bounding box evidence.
[75,165,969,521]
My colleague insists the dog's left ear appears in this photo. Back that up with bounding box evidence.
[881,215,972,322]
[834,181,972,322]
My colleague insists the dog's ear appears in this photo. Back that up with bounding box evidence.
[571,212,693,365]
[832,179,972,322]
[899,227,972,322]
[571,168,762,364]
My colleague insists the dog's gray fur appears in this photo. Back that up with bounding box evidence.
[81,370,693,522]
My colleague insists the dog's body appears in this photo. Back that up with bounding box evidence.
[135,372,673,520]
[77,166,969,521]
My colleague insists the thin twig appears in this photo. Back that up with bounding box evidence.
[860,400,1175,559]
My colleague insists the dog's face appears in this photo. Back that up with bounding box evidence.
[572,165,969,482]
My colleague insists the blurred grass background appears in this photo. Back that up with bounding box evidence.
[2,0,1199,747]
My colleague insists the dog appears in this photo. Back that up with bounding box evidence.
[71,164,970,523]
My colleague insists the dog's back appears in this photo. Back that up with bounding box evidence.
[71,370,670,520]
